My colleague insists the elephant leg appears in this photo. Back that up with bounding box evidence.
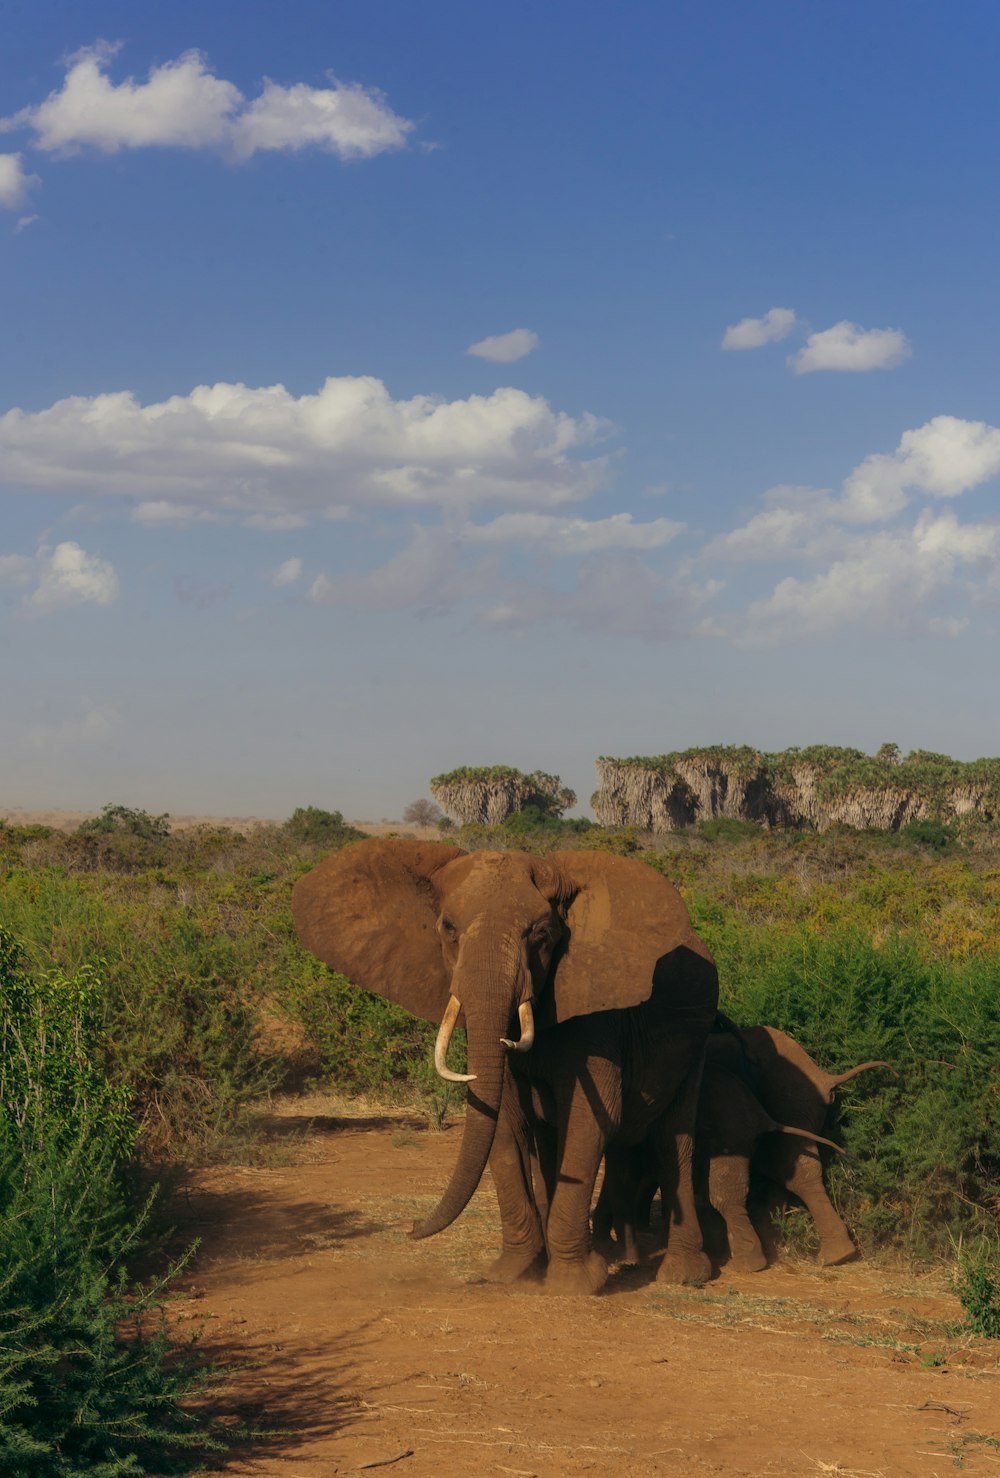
[782,1146,857,1266]
[708,1153,767,1272]
[542,1077,609,1296]
[592,1174,614,1251]
[598,1144,642,1264]
[484,1065,546,1284]
[650,1074,712,1286]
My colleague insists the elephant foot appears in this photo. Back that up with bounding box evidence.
[729,1248,769,1273]
[485,1246,546,1284]
[818,1237,858,1268]
[657,1247,712,1286]
[544,1251,608,1296]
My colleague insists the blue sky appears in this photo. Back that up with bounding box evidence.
[2,1,999,818]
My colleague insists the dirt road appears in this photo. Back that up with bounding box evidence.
[177,1099,999,1477]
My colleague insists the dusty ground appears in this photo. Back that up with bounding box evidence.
[172,1097,1000,1477]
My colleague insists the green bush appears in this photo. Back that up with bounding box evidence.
[952,1238,1000,1339]
[0,928,218,1475]
[78,805,172,841]
[282,807,364,847]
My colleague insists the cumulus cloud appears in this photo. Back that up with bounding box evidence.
[461,511,683,556]
[0,375,610,520]
[0,152,38,208]
[467,329,539,364]
[1,42,413,161]
[720,308,796,351]
[789,320,911,374]
[839,415,1000,522]
[26,542,119,612]
[745,510,1000,641]
[269,556,304,587]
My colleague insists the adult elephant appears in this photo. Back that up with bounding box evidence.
[292,839,718,1295]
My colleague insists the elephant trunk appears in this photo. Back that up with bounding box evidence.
[410,930,522,1241]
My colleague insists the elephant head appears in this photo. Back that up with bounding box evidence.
[292,838,709,1241]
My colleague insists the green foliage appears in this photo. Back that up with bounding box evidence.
[3,814,1000,1263]
[952,1239,1000,1339]
[0,929,219,1475]
[896,819,959,851]
[696,817,761,844]
[78,805,172,841]
[502,806,593,837]
[282,807,364,847]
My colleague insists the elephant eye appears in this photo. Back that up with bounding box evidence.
[440,918,458,941]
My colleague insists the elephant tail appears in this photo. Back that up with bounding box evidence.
[827,1060,898,1094]
[773,1124,848,1157]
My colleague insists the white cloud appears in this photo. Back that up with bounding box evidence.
[231,77,412,160]
[2,42,413,161]
[269,556,304,587]
[28,541,119,612]
[744,510,1000,642]
[789,320,911,374]
[721,308,796,351]
[840,415,1000,523]
[0,376,610,519]
[467,329,539,363]
[131,499,219,526]
[0,152,38,208]
[462,511,683,555]
[15,213,39,231]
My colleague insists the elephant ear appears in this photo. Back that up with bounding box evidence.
[291,838,467,1024]
[542,850,714,1026]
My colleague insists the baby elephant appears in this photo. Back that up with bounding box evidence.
[594,1025,894,1272]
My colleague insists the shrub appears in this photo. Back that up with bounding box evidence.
[952,1238,1000,1339]
[0,928,219,1474]
[282,807,363,847]
[78,804,172,841]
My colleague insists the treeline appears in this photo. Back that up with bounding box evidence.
[424,746,1000,836]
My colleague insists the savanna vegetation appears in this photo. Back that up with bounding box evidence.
[1,796,998,1466]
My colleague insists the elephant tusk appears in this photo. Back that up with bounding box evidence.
[501,999,535,1054]
[434,994,476,1083]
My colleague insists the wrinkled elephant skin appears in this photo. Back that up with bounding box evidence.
[292,840,719,1294]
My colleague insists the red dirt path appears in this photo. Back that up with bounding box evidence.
[175,1098,1000,1477]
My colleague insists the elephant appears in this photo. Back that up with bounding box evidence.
[291,838,719,1295]
[593,1061,846,1270]
[593,1024,894,1271]
[708,1024,896,1267]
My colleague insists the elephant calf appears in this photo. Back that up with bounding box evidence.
[595,1025,894,1272]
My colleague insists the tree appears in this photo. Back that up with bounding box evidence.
[284,807,364,846]
[403,799,443,828]
[78,803,171,840]
[430,766,577,825]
